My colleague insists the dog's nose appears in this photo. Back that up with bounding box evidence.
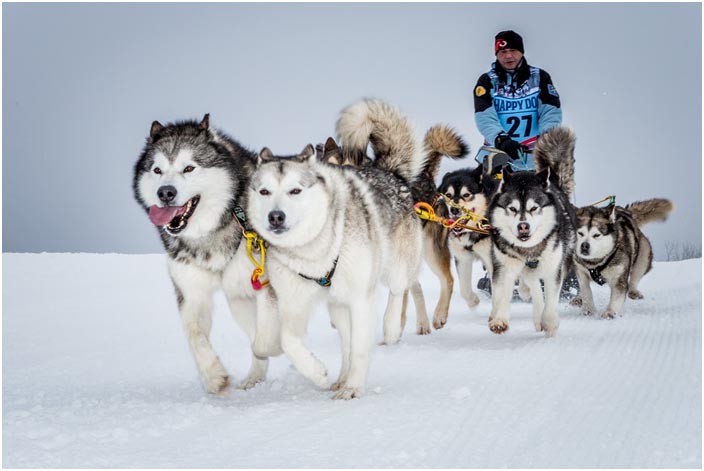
[518,222,530,234]
[450,206,462,217]
[157,185,177,203]
[581,242,590,254]
[268,210,286,228]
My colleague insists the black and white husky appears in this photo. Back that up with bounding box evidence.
[247,99,424,399]
[573,198,673,318]
[435,165,496,322]
[486,127,577,337]
[133,115,275,394]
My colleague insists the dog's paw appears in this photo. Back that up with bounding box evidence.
[204,373,230,395]
[488,318,509,334]
[238,375,264,391]
[466,292,481,308]
[330,379,347,392]
[601,309,617,319]
[581,303,597,316]
[569,296,583,307]
[432,313,448,330]
[416,323,431,335]
[332,387,362,400]
[628,290,644,300]
[540,319,559,337]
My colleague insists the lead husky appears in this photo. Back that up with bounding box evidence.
[247,99,424,399]
[486,126,577,337]
[133,115,274,394]
[572,198,673,318]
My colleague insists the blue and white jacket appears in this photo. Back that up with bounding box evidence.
[474,58,562,151]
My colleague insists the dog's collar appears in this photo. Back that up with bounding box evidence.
[233,205,252,231]
[299,256,339,288]
[587,249,617,286]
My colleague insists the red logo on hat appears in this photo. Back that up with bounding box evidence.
[495,39,508,54]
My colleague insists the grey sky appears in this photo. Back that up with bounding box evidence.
[3,2,701,258]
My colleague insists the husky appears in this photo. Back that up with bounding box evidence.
[572,198,673,318]
[434,164,498,324]
[317,126,468,335]
[133,114,276,394]
[247,98,424,399]
[410,126,471,331]
[485,126,577,337]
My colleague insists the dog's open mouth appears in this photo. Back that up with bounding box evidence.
[148,196,200,234]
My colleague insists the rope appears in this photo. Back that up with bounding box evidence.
[414,194,492,235]
[232,209,270,291]
[590,195,616,207]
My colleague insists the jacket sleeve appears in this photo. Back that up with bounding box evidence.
[537,69,562,134]
[473,74,504,146]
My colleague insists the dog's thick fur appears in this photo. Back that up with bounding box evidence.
[133,115,274,394]
[318,124,469,335]
[486,126,577,337]
[248,99,424,399]
[572,198,673,318]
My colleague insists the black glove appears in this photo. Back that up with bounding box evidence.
[494,133,527,160]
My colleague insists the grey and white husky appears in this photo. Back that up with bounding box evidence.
[247,99,424,399]
[572,198,673,318]
[133,115,274,394]
[486,126,577,337]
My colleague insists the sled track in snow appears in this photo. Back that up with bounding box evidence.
[2,255,701,468]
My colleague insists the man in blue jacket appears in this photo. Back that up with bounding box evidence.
[474,31,578,298]
[474,30,562,171]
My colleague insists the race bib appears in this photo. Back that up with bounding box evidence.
[493,91,540,144]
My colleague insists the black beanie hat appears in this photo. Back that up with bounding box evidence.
[494,30,524,55]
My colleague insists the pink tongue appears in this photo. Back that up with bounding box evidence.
[149,205,185,226]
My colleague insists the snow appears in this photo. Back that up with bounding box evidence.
[3,253,701,468]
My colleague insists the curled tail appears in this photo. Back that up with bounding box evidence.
[533,126,576,198]
[422,125,469,179]
[625,198,674,226]
[336,98,421,181]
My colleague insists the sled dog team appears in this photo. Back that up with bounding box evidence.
[133,98,673,399]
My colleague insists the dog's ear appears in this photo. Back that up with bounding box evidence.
[199,114,210,131]
[609,204,617,223]
[258,147,275,166]
[150,120,164,138]
[324,137,338,152]
[298,143,316,163]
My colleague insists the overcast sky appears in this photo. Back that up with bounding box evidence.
[3,2,701,258]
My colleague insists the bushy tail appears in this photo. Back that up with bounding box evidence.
[533,126,576,198]
[422,125,469,179]
[336,98,422,181]
[625,198,674,226]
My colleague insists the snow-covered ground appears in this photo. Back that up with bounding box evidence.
[2,253,701,468]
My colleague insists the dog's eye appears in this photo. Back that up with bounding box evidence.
[289,188,302,196]
[183,165,195,173]
[259,189,270,196]
[445,193,453,198]
[462,193,473,200]
[594,233,601,239]
[529,206,539,213]
[577,231,584,237]
[508,206,518,214]
[153,167,162,175]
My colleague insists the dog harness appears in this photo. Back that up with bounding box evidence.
[587,249,617,286]
[299,256,339,288]
[232,205,270,291]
